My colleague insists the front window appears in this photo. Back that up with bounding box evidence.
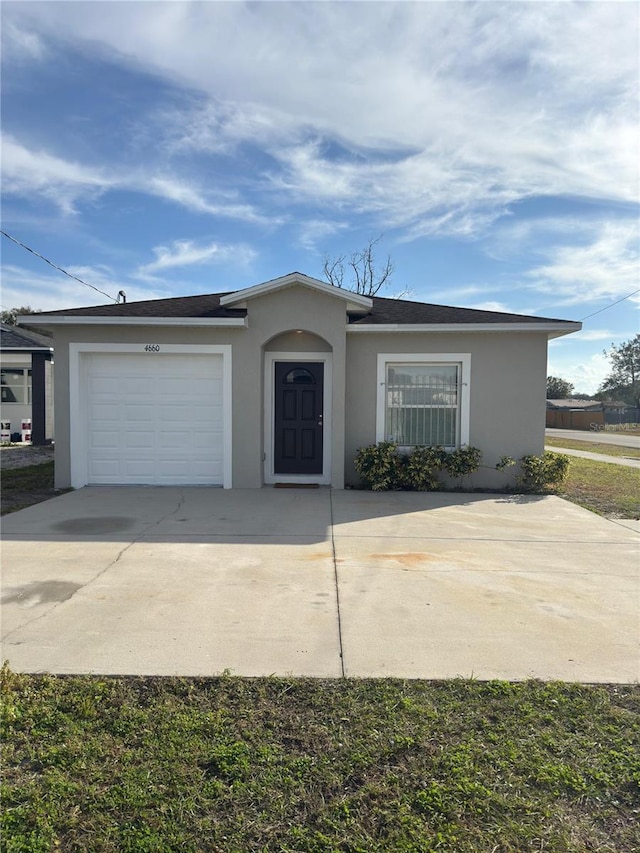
[376,354,471,449]
[385,363,459,447]
[1,368,31,404]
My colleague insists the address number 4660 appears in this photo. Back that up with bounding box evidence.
[144,344,160,352]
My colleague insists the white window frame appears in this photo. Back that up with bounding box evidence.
[69,343,233,489]
[263,351,332,485]
[376,353,471,448]
[1,367,32,405]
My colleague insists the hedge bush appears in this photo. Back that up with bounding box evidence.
[354,443,570,493]
[354,443,482,491]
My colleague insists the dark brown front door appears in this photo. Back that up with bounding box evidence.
[274,362,324,475]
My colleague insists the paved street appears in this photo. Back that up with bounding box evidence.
[546,428,640,449]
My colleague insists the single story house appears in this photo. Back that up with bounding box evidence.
[21,272,581,489]
[0,322,54,444]
[546,398,630,430]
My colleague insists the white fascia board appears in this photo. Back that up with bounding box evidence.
[1,346,53,352]
[348,322,582,338]
[18,315,247,327]
[220,273,373,311]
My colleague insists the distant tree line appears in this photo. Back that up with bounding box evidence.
[547,334,640,407]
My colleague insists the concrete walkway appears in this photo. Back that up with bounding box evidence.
[2,488,638,682]
[545,446,640,469]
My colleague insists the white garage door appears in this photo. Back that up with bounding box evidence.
[85,353,225,485]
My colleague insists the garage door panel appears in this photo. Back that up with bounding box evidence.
[88,460,121,479]
[119,377,156,395]
[89,376,123,394]
[163,377,197,395]
[85,353,226,485]
[181,432,224,449]
[90,431,121,448]
[124,405,155,422]
[124,431,155,448]
[156,403,222,420]
[89,404,118,421]
[157,430,190,446]
[122,460,157,480]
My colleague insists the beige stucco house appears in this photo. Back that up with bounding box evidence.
[21,272,581,490]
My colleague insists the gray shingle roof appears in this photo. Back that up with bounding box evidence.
[0,323,53,349]
[33,293,244,319]
[29,291,574,326]
[351,296,571,325]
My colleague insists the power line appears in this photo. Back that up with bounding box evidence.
[579,288,640,321]
[1,230,118,304]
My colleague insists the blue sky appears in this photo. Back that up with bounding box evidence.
[1,0,638,393]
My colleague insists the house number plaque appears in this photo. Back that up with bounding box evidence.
[144,344,161,352]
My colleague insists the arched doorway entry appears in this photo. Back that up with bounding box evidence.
[263,331,332,485]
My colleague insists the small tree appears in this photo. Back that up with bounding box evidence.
[598,334,640,407]
[323,235,393,296]
[546,376,574,399]
[1,306,39,326]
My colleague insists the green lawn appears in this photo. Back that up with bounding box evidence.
[2,668,639,853]
[546,437,640,460]
[2,459,639,850]
[0,461,61,515]
[558,456,640,518]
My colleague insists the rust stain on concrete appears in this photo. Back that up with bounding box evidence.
[368,552,439,567]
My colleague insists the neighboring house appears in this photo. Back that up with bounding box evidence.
[21,272,581,489]
[546,398,631,429]
[0,323,54,444]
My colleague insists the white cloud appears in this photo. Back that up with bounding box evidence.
[137,239,256,276]
[547,350,611,395]
[4,1,637,237]
[145,177,275,225]
[0,264,167,312]
[296,218,349,252]
[465,300,513,314]
[1,135,113,214]
[1,137,274,225]
[1,21,47,62]
[428,285,494,302]
[571,329,622,343]
[526,221,640,305]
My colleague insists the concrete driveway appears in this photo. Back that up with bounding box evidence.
[2,488,638,682]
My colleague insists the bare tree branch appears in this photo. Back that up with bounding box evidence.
[322,255,345,290]
[323,235,394,296]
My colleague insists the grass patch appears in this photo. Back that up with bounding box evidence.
[1,460,55,491]
[546,437,640,460]
[0,461,68,515]
[2,667,639,853]
[559,456,640,518]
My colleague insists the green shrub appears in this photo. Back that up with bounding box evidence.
[354,441,408,490]
[445,447,483,482]
[354,444,567,493]
[404,446,447,491]
[354,443,483,491]
[517,452,570,492]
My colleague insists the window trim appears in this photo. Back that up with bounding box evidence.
[1,367,32,405]
[376,353,471,448]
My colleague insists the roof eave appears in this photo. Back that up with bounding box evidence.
[220,273,373,312]
[347,322,582,337]
[0,346,53,352]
